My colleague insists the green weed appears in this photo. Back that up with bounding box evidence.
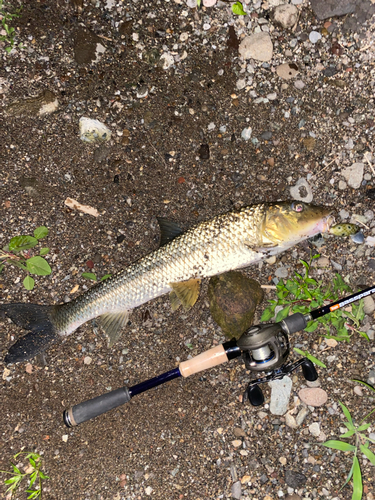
[0,1,22,53]
[261,254,367,342]
[232,1,246,15]
[0,226,51,290]
[0,451,49,499]
[323,386,375,500]
[81,272,112,282]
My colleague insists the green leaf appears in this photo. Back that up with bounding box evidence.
[100,274,112,281]
[360,444,375,465]
[33,226,48,239]
[232,1,246,15]
[322,440,356,452]
[260,308,275,322]
[82,272,97,281]
[9,235,38,252]
[39,471,49,480]
[340,430,356,438]
[304,320,319,332]
[357,423,371,432]
[11,465,21,474]
[27,490,40,499]
[39,247,49,256]
[275,305,291,322]
[305,353,326,368]
[339,401,353,426]
[0,263,4,273]
[23,276,35,290]
[26,256,51,276]
[352,456,362,500]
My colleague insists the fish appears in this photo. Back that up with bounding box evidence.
[1,201,333,364]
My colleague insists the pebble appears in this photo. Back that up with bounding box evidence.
[273,4,299,29]
[316,257,329,268]
[294,80,305,89]
[236,78,246,90]
[295,406,309,426]
[309,31,322,44]
[231,481,242,500]
[310,0,357,20]
[269,376,292,415]
[275,267,288,278]
[241,127,252,140]
[276,62,299,80]
[83,356,92,365]
[290,177,313,203]
[364,295,375,314]
[298,388,328,407]
[285,412,298,429]
[159,52,174,70]
[239,32,273,62]
[203,0,217,5]
[308,422,320,437]
[285,469,307,489]
[145,486,153,495]
[351,231,365,244]
[341,163,364,189]
[353,385,363,396]
[231,439,242,448]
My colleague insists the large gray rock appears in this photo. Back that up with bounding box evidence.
[208,272,264,339]
[310,0,356,20]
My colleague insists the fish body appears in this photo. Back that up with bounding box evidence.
[1,201,332,363]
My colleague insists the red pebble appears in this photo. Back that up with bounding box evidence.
[86,260,94,269]
[177,177,185,184]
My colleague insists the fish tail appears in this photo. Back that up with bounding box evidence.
[1,303,60,363]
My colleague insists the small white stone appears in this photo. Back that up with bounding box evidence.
[241,127,252,140]
[83,356,92,365]
[236,78,246,90]
[239,32,273,62]
[273,4,299,29]
[309,422,320,437]
[309,31,322,44]
[62,434,69,442]
[290,177,313,203]
[341,163,364,189]
[145,486,153,495]
[207,122,216,131]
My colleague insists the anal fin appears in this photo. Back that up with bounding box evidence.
[169,279,201,311]
[97,311,130,347]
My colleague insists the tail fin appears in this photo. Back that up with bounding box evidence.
[1,303,60,363]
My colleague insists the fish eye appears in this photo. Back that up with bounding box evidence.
[291,202,304,212]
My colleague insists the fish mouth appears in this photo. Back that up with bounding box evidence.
[320,214,335,233]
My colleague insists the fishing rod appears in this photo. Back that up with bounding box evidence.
[63,284,375,427]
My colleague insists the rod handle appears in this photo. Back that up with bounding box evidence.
[63,387,131,427]
[179,344,229,377]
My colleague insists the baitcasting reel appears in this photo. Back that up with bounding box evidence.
[236,322,318,406]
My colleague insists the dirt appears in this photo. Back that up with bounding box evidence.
[0,1,374,499]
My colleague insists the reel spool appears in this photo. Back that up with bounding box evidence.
[237,323,290,372]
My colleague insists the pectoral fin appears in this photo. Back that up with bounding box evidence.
[97,311,130,347]
[245,242,278,253]
[157,218,184,246]
[169,279,201,311]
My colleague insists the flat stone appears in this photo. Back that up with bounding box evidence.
[310,0,356,20]
[290,177,313,203]
[276,62,299,80]
[341,163,364,189]
[363,295,375,314]
[299,388,328,407]
[239,32,273,62]
[269,376,292,415]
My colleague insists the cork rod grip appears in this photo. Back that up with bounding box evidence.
[179,344,229,378]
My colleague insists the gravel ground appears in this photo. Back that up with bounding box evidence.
[0,1,375,499]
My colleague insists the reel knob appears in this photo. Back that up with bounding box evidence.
[301,359,318,382]
[246,384,264,406]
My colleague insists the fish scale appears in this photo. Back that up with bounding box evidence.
[2,201,332,363]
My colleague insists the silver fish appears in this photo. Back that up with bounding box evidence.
[1,201,332,363]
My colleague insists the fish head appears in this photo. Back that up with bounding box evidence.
[263,201,333,246]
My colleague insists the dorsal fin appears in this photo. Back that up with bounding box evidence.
[157,217,184,246]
